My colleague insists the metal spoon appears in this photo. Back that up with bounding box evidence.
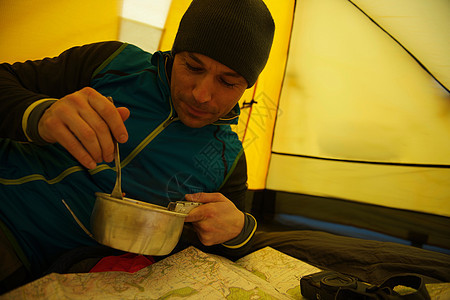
[106,96,123,200]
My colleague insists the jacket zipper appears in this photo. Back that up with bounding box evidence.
[163,115,176,127]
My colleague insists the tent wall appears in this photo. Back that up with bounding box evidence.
[0,0,120,63]
[159,0,449,250]
[119,0,172,54]
[251,190,450,251]
[267,0,450,217]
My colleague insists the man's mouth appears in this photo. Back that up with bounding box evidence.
[185,103,212,117]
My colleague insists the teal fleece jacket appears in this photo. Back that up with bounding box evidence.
[0,42,255,276]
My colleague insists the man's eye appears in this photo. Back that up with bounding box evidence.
[185,62,202,72]
[221,78,236,88]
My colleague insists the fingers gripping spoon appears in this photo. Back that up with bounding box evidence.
[106,96,123,200]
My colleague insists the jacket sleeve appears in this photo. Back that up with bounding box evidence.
[0,41,124,141]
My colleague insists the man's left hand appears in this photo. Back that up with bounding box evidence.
[183,192,245,246]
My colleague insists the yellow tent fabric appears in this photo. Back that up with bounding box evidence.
[160,0,449,220]
[159,0,296,190]
[1,0,448,221]
[0,0,119,63]
[267,0,450,217]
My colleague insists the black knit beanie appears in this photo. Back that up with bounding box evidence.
[172,0,275,88]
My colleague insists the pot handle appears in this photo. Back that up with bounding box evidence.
[167,201,202,214]
[62,199,95,240]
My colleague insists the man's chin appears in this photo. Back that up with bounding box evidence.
[179,117,209,128]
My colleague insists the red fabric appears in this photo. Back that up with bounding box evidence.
[89,253,155,273]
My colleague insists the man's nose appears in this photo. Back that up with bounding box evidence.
[192,75,213,103]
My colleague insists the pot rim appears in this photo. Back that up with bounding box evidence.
[94,192,187,217]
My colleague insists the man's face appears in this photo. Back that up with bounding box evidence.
[170,52,247,128]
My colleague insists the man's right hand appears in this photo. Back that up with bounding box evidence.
[38,87,130,169]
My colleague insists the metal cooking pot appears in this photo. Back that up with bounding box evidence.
[91,192,188,256]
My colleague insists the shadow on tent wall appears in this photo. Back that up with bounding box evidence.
[247,189,450,255]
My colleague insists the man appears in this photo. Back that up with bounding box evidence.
[0,0,275,292]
